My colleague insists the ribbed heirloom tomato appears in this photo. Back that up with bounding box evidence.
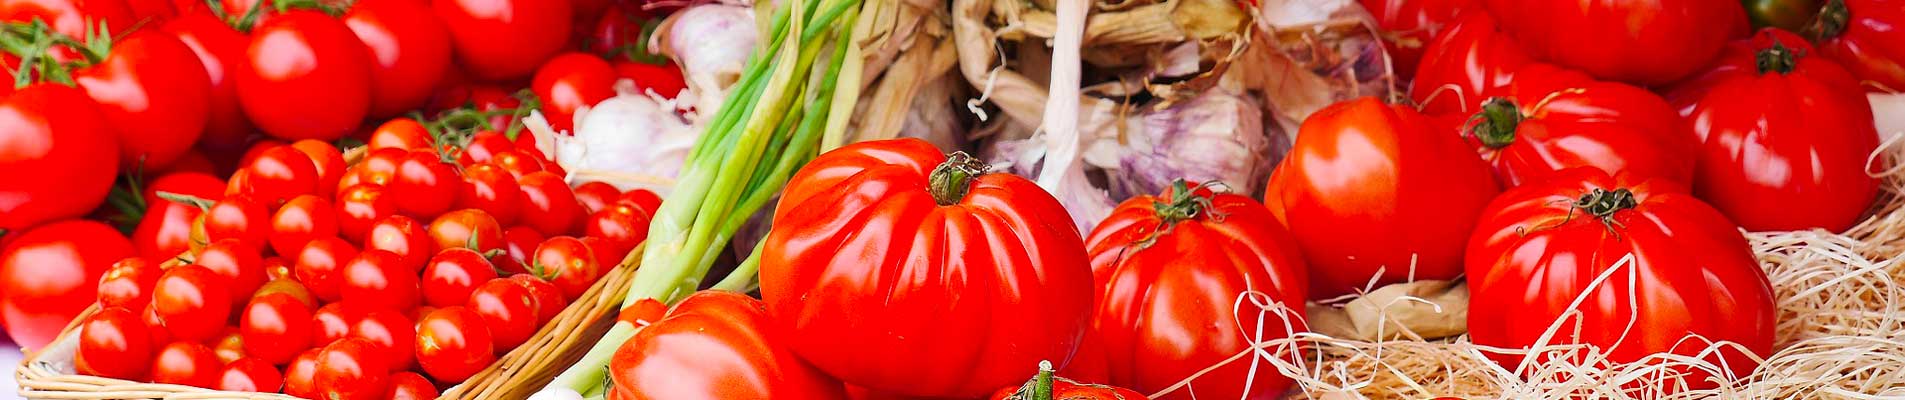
[1483,0,1745,85]
[607,291,845,400]
[1409,11,1530,115]
[760,138,1094,398]
[1358,0,1474,80]
[1083,182,1308,400]
[1812,0,1905,91]
[1458,64,1695,188]
[1465,168,1774,385]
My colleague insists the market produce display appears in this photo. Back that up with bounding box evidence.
[3,0,1905,399]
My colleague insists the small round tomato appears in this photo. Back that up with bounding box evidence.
[134,200,205,260]
[613,60,687,99]
[532,236,600,301]
[270,195,340,257]
[616,188,662,217]
[578,236,618,270]
[467,278,538,351]
[456,163,523,226]
[414,306,496,382]
[295,237,359,303]
[253,279,318,309]
[143,171,226,210]
[212,330,245,364]
[572,181,619,215]
[203,196,270,246]
[489,150,544,179]
[366,215,433,271]
[312,302,365,347]
[389,151,460,218]
[245,145,320,207]
[368,118,434,152]
[238,10,373,141]
[140,304,173,349]
[315,338,392,400]
[342,249,422,312]
[497,226,543,275]
[517,172,580,237]
[241,293,314,365]
[532,52,617,131]
[350,309,417,372]
[151,341,222,388]
[356,147,411,186]
[585,203,649,263]
[345,0,452,118]
[423,248,499,308]
[387,371,439,399]
[153,265,234,342]
[433,0,572,81]
[509,275,565,325]
[284,348,323,398]
[217,357,283,392]
[195,238,266,304]
[262,256,293,281]
[336,184,397,243]
[77,307,153,380]
[460,131,515,166]
[290,140,347,196]
[428,209,505,254]
[97,258,161,310]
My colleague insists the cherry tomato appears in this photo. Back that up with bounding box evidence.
[159,150,217,175]
[613,60,687,99]
[366,215,432,270]
[97,257,160,310]
[616,188,662,217]
[284,348,323,398]
[460,131,516,166]
[497,226,543,275]
[387,371,439,399]
[203,196,270,246]
[245,145,320,207]
[428,209,504,254]
[0,84,119,231]
[294,237,358,303]
[585,203,649,263]
[389,151,459,218]
[532,52,617,131]
[241,293,314,365]
[489,149,545,179]
[433,0,572,81]
[140,304,173,349]
[269,195,339,257]
[572,181,619,215]
[345,0,452,117]
[153,264,233,342]
[253,278,317,309]
[196,238,266,304]
[342,249,422,312]
[457,163,524,226]
[423,248,499,308]
[150,341,221,388]
[532,236,600,301]
[316,338,392,400]
[76,307,153,380]
[164,12,253,152]
[578,236,618,270]
[414,306,496,382]
[517,172,580,236]
[212,330,245,364]
[312,302,364,347]
[72,30,212,170]
[132,203,200,261]
[467,278,537,351]
[263,256,294,281]
[290,140,347,196]
[350,309,417,372]
[509,274,565,326]
[238,10,372,141]
[0,220,135,348]
[583,6,639,58]
[336,184,396,243]
[143,171,226,212]
[217,357,283,392]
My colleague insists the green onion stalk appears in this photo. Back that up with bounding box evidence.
[536,0,866,395]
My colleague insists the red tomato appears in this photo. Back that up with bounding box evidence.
[124,0,171,19]
[613,60,687,99]
[583,6,638,58]
[572,181,618,214]
[616,297,666,327]
[0,84,118,230]
[284,348,323,398]
[73,30,212,170]
[389,151,459,218]
[365,215,432,270]
[606,291,845,399]
[217,357,284,392]
[290,140,347,196]
[423,248,499,307]
[1460,64,1696,188]
[0,0,133,45]
[368,118,435,152]
[97,258,160,309]
[1814,0,1905,92]
[211,330,244,364]
[336,184,397,243]
[532,52,617,131]
[497,226,543,275]
[1084,182,1309,399]
[1408,11,1533,115]
[516,172,580,236]
[237,10,372,141]
[315,338,392,400]
[270,195,339,257]
[345,0,452,117]
[164,9,253,153]
[342,249,422,312]
[294,237,358,302]
[460,131,516,166]
[1466,168,1774,386]
[1666,29,1880,232]
[428,209,504,253]
[241,293,314,365]
[457,163,524,226]
[509,274,564,325]
[152,265,232,342]
[759,138,1093,398]
[140,304,172,349]
[350,309,417,372]
[466,278,537,351]
[1482,0,1745,85]
[150,341,221,388]
[262,256,292,281]
[616,188,661,217]
[204,196,270,246]
[1359,0,1475,80]
[76,307,154,380]
[195,238,266,303]
[433,0,572,81]
[387,371,439,399]
[244,146,320,206]
[253,278,317,309]
[584,203,649,263]
[489,149,545,179]
[159,150,217,175]
[986,367,1150,400]
[1265,97,1499,299]
[0,220,134,348]
[532,236,601,301]
[414,306,496,382]
[142,171,225,210]
[311,302,364,347]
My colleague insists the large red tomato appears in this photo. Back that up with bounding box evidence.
[0,84,118,231]
[1466,168,1773,384]
[344,0,452,117]
[987,365,1151,400]
[73,30,211,170]
[1459,63,1695,188]
[0,220,134,349]
[760,138,1093,398]
[1483,0,1746,85]
[1666,29,1880,232]
[1265,97,1499,299]
[1812,0,1905,92]
[237,10,372,141]
[432,0,572,81]
[532,52,616,132]
[1409,11,1532,115]
[1359,0,1475,80]
[1083,182,1308,400]
[607,291,845,400]
[164,13,252,152]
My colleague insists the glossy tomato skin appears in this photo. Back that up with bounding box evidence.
[350,309,417,371]
[387,372,438,399]
[1359,0,1475,80]
[388,151,459,218]
[204,196,270,246]
[571,181,618,214]
[245,145,320,207]
[0,84,118,231]
[1266,97,1499,299]
[366,215,432,270]
[1483,0,1745,85]
[164,13,253,150]
[584,203,649,261]
[1084,186,1308,400]
[760,138,1093,398]
[0,0,133,43]
[422,248,498,307]
[76,307,153,380]
[516,172,580,236]
[433,0,572,81]
[1666,29,1880,232]
[457,163,523,226]
[345,0,452,117]
[613,60,687,99]
[1814,0,1905,92]
[315,338,392,400]
[336,184,396,243]
[497,226,542,275]
[1462,64,1696,188]
[1409,11,1533,115]
[96,258,160,309]
[150,341,222,388]
[241,293,314,365]
[367,118,434,152]
[509,274,563,325]
[311,302,363,347]
[1466,168,1774,384]
[271,195,339,257]
[73,30,212,170]
[294,237,358,302]
[466,278,537,351]
[532,52,617,131]
[341,249,422,312]
[283,348,323,398]
[153,265,233,342]
[414,306,496,382]
[217,357,284,392]
[533,236,601,301]
[0,220,134,349]
[238,10,372,141]
[290,140,347,196]
[608,291,846,400]
[195,238,266,304]
[427,209,503,253]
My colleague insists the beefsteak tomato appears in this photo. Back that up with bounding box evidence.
[988,362,1150,400]
[1408,11,1531,115]
[1811,0,1905,92]
[1483,0,1746,85]
[606,291,845,400]
[1359,0,1475,80]
[1459,63,1695,187]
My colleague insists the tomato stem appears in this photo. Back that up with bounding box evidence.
[1575,188,1638,220]
[1032,360,1055,400]
[1809,0,1849,40]
[1756,39,1800,75]
[1469,98,1522,149]
[928,151,989,206]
